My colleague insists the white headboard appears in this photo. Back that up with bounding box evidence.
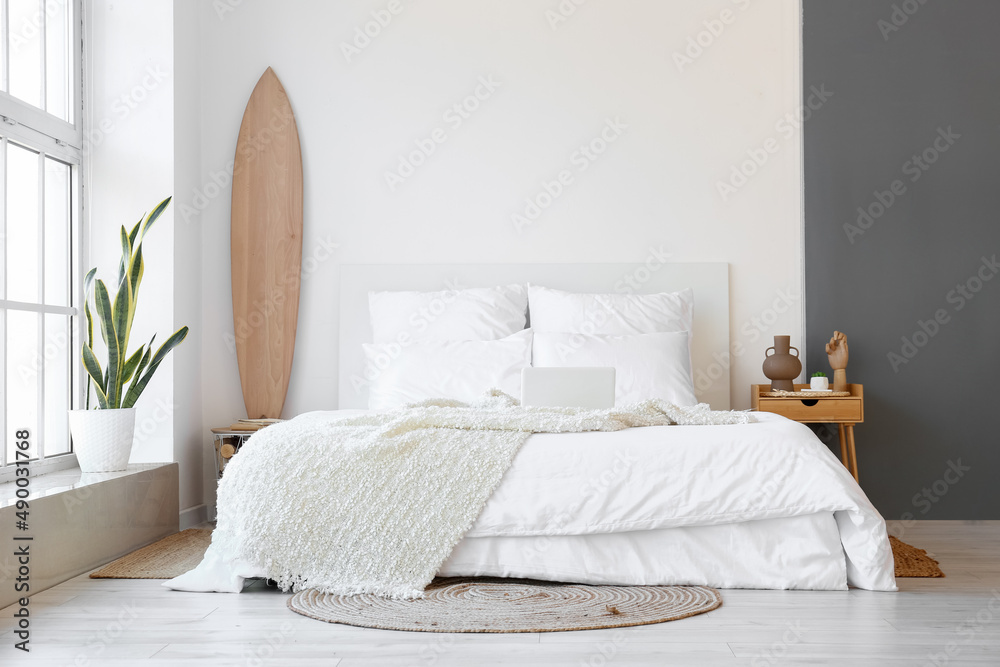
[338,263,730,410]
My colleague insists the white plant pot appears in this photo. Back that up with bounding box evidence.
[68,408,136,473]
[810,377,830,391]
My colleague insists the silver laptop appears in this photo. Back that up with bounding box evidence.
[520,367,616,409]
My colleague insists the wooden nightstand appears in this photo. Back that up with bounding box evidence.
[751,384,864,481]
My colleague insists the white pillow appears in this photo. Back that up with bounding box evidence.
[527,285,693,335]
[532,331,697,406]
[369,285,527,343]
[364,329,533,410]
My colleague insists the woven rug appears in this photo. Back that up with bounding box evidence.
[90,529,213,579]
[287,577,722,633]
[891,536,945,577]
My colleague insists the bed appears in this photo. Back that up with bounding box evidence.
[167,263,896,595]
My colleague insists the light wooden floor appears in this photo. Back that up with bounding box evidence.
[3,521,999,666]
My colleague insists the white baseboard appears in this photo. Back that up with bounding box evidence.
[180,503,210,529]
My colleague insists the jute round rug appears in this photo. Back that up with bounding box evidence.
[287,577,722,633]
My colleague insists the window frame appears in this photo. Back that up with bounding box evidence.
[0,0,83,482]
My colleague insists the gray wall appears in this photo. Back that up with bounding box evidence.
[804,0,1000,520]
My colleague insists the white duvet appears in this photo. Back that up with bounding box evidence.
[454,413,896,591]
[168,410,895,594]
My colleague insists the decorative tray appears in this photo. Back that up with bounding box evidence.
[762,389,851,398]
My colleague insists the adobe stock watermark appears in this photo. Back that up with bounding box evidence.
[716,85,833,202]
[225,235,340,353]
[384,76,501,192]
[242,621,296,667]
[9,0,64,52]
[511,117,628,233]
[547,246,673,363]
[880,459,971,560]
[340,0,411,63]
[910,459,972,516]
[529,449,638,558]
[545,0,591,31]
[878,0,930,41]
[694,285,799,394]
[745,469,789,509]
[579,629,631,667]
[132,399,177,446]
[70,601,140,667]
[844,126,960,244]
[672,0,754,73]
[887,254,997,373]
[16,327,69,382]
[213,0,244,21]
[751,621,806,667]
[349,278,467,395]
[615,245,673,294]
[178,102,296,223]
[84,65,171,157]
[417,633,456,666]
[921,590,1000,667]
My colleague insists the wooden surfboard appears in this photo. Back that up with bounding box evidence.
[231,67,303,419]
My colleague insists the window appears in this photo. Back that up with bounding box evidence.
[0,0,82,477]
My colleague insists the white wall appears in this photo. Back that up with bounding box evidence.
[172,0,207,523]
[87,0,206,521]
[86,0,176,463]
[189,0,804,426]
[96,0,804,514]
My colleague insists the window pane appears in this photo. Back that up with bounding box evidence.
[45,0,71,122]
[6,143,40,302]
[43,314,70,454]
[7,310,39,461]
[0,2,7,93]
[8,0,43,109]
[44,157,70,305]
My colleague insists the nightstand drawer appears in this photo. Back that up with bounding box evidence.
[757,398,862,423]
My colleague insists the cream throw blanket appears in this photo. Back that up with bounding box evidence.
[211,391,752,599]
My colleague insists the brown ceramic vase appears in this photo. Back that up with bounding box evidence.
[762,335,801,392]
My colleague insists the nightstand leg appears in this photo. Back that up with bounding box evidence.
[846,424,859,482]
[838,425,849,469]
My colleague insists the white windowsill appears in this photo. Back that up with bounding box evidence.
[0,452,80,485]
[0,462,173,509]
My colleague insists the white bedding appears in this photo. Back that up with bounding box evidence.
[441,514,847,590]
[459,412,894,591]
[168,411,895,594]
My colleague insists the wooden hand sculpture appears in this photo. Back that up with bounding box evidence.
[825,331,849,391]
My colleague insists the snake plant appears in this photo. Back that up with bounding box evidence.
[82,197,188,409]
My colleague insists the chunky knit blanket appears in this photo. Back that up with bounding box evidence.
[211,391,752,599]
